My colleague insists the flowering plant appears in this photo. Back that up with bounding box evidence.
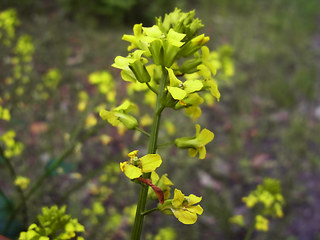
[100,8,222,239]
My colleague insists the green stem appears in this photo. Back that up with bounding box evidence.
[141,208,158,216]
[3,122,103,234]
[157,141,174,148]
[135,127,151,137]
[146,82,158,94]
[244,218,255,240]
[0,146,28,233]
[131,67,167,240]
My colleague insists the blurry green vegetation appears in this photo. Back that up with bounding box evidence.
[0,0,320,239]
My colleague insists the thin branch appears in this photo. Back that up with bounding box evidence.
[0,146,28,233]
[146,82,158,94]
[135,127,150,137]
[141,208,158,216]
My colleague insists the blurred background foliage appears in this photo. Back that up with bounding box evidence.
[0,0,320,239]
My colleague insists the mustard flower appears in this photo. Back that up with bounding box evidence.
[255,215,269,232]
[99,100,139,130]
[120,150,162,179]
[166,67,203,101]
[174,124,214,159]
[14,176,30,190]
[159,189,203,224]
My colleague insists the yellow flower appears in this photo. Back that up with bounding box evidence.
[14,176,30,190]
[229,215,245,227]
[99,100,139,130]
[174,124,214,159]
[159,189,203,224]
[255,215,269,232]
[120,150,162,179]
[166,67,203,101]
[85,114,97,128]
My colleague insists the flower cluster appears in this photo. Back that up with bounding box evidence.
[99,9,221,227]
[158,189,203,224]
[120,150,162,179]
[230,178,285,232]
[242,178,285,219]
[0,130,24,158]
[19,206,85,240]
[108,8,220,120]
[14,175,30,190]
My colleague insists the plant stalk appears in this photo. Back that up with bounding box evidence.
[0,146,28,233]
[244,219,255,240]
[131,67,167,240]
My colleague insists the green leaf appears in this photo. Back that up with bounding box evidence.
[45,158,75,176]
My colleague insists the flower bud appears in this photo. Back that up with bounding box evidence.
[129,60,150,83]
[174,137,198,149]
[179,34,210,58]
[114,112,139,129]
[149,40,163,65]
[179,58,202,74]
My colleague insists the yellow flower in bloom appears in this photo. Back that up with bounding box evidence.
[0,106,11,121]
[100,134,112,145]
[14,176,30,190]
[229,215,245,227]
[159,189,203,224]
[242,178,285,218]
[85,114,97,128]
[120,150,162,179]
[255,215,269,232]
[174,124,214,159]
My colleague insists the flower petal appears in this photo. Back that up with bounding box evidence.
[187,194,202,205]
[143,25,163,38]
[198,146,206,159]
[124,164,142,179]
[183,80,203,93]
[167,67,182,87]
[128,150,139,158]
[140,154,162,172]
[188,205,203,215]
[167,86,186,100]
[188,148,198,157]
[197,129,214,146]
[173,209,198,224]
[120,162,127,172]
[151,171,160,183]
[167,29,186,47]
[99,110,120,126]
[172,189,185,208]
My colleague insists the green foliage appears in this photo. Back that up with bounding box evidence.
[58,0,177,26]
[19,206,85,240]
